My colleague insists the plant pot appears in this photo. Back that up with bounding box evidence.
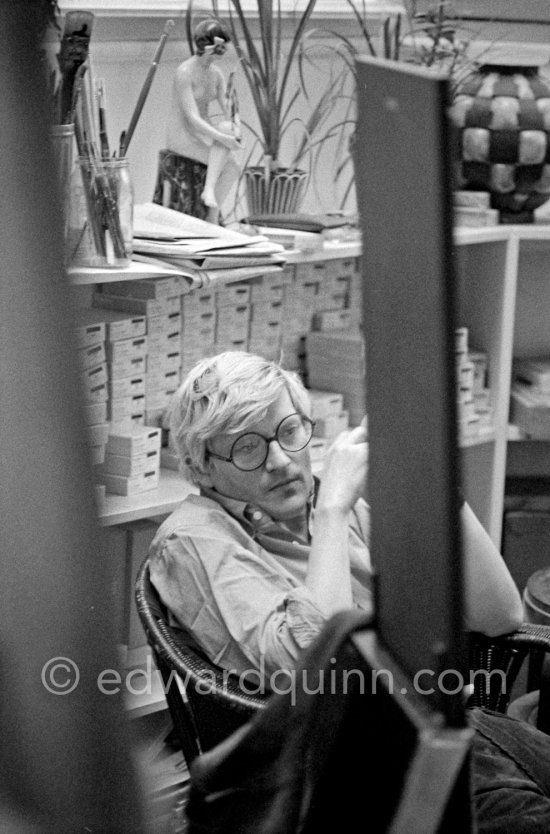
[450,64,550,223]
[244,166,307,216]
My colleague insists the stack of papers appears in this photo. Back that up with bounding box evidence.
[132,203,287,290]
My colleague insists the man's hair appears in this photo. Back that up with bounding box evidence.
[193,18,231,55]
[168,352,311,484]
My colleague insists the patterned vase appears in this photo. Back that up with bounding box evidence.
[450,64,550,222]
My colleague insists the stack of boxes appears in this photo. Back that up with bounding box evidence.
[280,257,360,377]
[74,275,183,497]
[93,274,184,428]
[455,326,493,442]
[306,329,366,427]
[101,426,162,496]
[181,287,217,378]
[511,356,550,439]
[214,282,251,354]
[75,311,110,500]
[307,389,350,466]
[247,273,287,361]
[92,307,148,428]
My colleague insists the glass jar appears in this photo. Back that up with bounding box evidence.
[50,123,75,266]
[69,156,133,268]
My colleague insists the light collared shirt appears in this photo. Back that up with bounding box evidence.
[149,480,373,685]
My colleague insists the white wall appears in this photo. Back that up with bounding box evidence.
[52,8,550,221]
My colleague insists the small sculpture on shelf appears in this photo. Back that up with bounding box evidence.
[154,18,242,224]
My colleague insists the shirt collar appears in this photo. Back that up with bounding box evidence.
[200,476,319,541]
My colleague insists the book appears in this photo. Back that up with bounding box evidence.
[245,224,325,251]
[245,212,353,232]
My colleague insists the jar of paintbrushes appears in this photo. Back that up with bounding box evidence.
[69,154,133,268]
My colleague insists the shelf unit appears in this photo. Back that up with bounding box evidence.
[72,228,550,546]
[454,223,550,545]
[71,225,550,714]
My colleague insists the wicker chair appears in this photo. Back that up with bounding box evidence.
[135,557,550,770]
[468,624,550,733]
[134,558,268,768]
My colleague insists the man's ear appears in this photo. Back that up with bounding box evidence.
[193,458,214,489]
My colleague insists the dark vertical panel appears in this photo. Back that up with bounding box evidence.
[0,4,144,831]
[355,57,465,724]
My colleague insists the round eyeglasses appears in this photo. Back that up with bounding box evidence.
[208,413,315,472]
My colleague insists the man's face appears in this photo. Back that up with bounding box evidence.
[203,389,313,523]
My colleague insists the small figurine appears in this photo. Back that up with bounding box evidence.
[160,19,241,224]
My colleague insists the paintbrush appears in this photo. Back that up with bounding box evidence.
[57,10,94,124]
[96,79,110,159]
[120,19,174,156]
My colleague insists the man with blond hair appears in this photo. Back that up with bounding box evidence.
[149,351,521,687]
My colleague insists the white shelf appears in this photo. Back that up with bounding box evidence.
[98,469,196,526]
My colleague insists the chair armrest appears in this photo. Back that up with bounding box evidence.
[469,623,550,732]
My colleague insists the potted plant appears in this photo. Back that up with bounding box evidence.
[187,0,348,217]
[326,0,480,210]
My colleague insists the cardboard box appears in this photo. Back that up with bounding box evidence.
[102,448,160,477]
[110,354,147,381]
[214,337,248,354]
[312,309,353,331]
[514,357,550,393]
[216,283,251,307]
[86,421,110,447]
[147,329,181,356]
[82,307,146,342]
[106,426,161,457]
[100,276,182,299]
[147,350,181,374]
[325,256,358,281]
[147,368,180,393]
[109,374,146,401]
[146,310,182,336]
[249,320,282,350]
[250,300,284,324]
[78,342,106,370]
[109,394,147,424]
[145,390,173,412]
[313,411,349,440]
[93,291,180,319]
[83,379,108,404]
[74,310,106,348]
[110,413,145,431]
[81,363,108,398]
[249,276,286,304]
[308,389,345,418]
[181,311,216,346]
[182,288,216,316]
[103,469,160,496]
[83,400,108,425]
[510,384,550,440]
[107,335,147,364]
